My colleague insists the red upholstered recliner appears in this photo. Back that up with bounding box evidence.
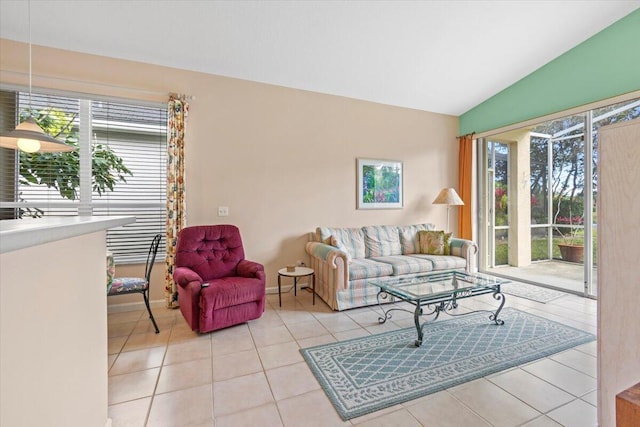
[173,225,266,333]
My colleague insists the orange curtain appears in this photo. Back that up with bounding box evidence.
[458,133,474,240]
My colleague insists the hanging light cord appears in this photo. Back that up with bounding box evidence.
[0,0,74,153]
[27,0,33,116]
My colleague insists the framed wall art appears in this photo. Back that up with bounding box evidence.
[357,158,403,209]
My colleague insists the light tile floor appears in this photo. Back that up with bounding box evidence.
[108,286,597,427]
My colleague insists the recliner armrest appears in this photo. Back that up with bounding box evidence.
[237,259,264,278]
[173,266,203,288]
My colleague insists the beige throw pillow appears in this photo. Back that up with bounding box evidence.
[418,230,452,255]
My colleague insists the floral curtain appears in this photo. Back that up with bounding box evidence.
[165,95,189,308]
[457,133,474,240]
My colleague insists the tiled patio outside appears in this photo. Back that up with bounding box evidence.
[486,260,597,297]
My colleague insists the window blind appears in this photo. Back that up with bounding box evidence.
[0,89,167,263]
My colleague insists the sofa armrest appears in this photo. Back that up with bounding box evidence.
[173,266,203,288]
[305,242,350,305]
[237,259,265,279]
[450,238,478,272]
[305,241,349,268]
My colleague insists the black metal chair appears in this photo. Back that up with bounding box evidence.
[107,234,162,333]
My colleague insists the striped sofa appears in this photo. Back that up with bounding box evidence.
[305,224,477,311]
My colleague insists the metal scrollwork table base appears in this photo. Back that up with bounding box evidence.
[371,271,508,347]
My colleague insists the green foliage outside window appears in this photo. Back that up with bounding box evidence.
[18,108,132,207]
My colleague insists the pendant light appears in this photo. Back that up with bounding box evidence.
[0,0,73,153]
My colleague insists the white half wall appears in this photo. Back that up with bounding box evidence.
[0,232,108,427]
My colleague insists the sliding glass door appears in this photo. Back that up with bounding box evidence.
[478,97,640,298]
[486,141,509,268]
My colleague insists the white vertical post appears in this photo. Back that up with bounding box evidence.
[584,111,593,296]
[78,99,92,216]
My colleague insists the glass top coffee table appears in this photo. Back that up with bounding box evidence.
[369,270,509,347]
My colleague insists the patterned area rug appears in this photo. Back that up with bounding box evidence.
[300,308,594,420]
[502,282,567,303]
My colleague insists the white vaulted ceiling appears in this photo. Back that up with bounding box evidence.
[1,1,638,116]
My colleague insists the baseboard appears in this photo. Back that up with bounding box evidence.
[266,281,309,295]
[107,299,165,313]
[266,284,291,294]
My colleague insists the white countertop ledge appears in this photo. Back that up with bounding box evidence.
[0,216,135,254]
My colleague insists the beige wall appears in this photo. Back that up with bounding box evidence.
[0,232,108,427]
[0,39,459,305]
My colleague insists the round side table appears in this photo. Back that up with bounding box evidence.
[277,267,315,307]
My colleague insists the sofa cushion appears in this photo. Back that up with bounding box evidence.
[370,255,434,276]
[348,258,394,281]
[399,223,434,254]
[418,230,452,255]
[363,225,402,257]
[408,254,467,270]
[316,227,366,259]
[108,277,147,294]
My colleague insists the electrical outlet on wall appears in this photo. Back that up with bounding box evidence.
[217,206,229,217]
